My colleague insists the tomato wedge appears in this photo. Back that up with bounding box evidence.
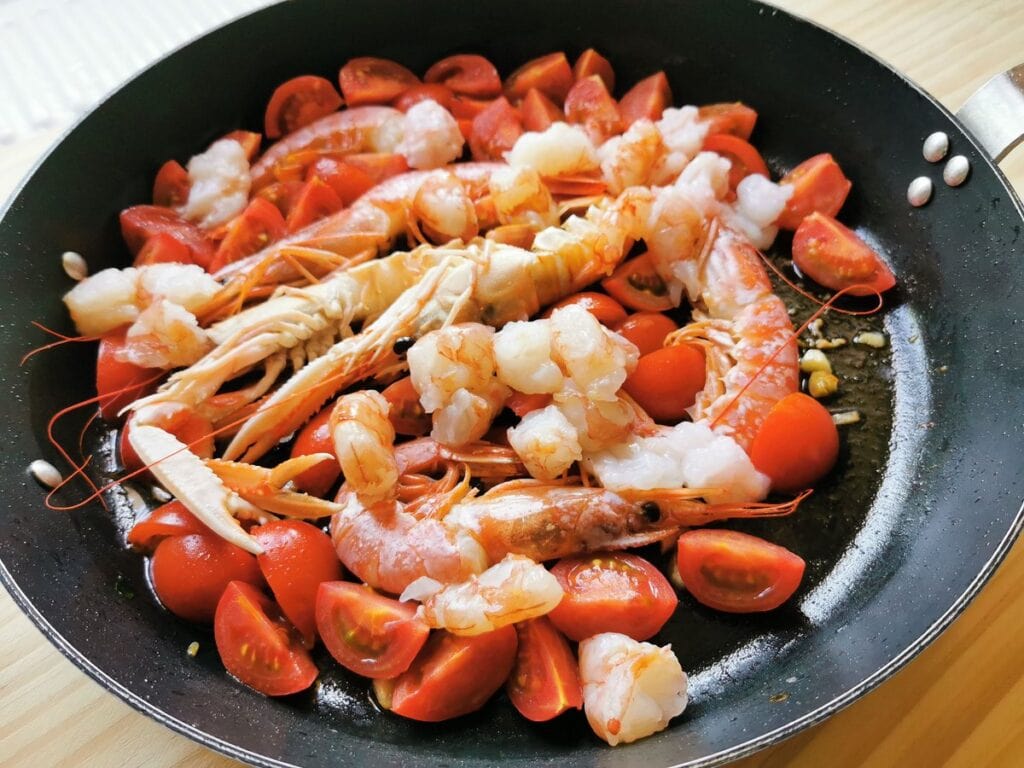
[698,102,758,141]
[572,48,614,93]
[507,617,583,722]
[564,75,622,145]
[306,157,376,205]
[425,54,502,98]
[338,57,419,106]
[504,52,574,104]
[777,153,853,230]
[623,344,706,422]
[792,212,895,296]
[702,133,769,189]
[619,71,673,126]
[119,402,214,472]
[520,88,564,132]
[749,392,839,493]
[601,252,673,311]
[285,176,344,233]
[469,96,524,161]
[549,553,677,642]
[381,376,431,436]
[209,197,287,273]
[316,581,429,678]
[127,500,207,552]
[393,83,455,112]
[119,205,214,268]
[96,332,161,422]
[152,160,190,207]
[222,129,262,162]
[255,180,305,218]
[215,581,318,696]
[264,75,343,140]
[342,152,410,185]
[543,291,627,326]
[613,312,678,356]
[290,405,340,497]
[381,626,518,721]
[676,529,806,612]
[133,232,193,266]
[253,520,342,646]
[506,391,552,418]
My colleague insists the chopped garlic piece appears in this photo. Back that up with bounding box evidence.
[814,337,848,350]
[853,331,887,348]
[832,410,862,426]
[799,349,832,374]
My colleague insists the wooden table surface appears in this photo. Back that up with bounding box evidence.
[2,1,1023,765]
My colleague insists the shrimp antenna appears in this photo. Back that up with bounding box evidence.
[755,249,885,317]
[20,321,100,365]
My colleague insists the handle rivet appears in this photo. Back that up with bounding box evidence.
[943,155,970,186]
[907,176,933,207]
[923,131,949,162]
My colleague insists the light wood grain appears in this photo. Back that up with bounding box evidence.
[1,1,1023,766]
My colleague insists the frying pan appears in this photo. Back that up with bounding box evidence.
[1,0,1022,766]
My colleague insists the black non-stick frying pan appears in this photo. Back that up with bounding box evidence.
[2,1,1023,766]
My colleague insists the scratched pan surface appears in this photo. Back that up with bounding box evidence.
[1,0,1023,766]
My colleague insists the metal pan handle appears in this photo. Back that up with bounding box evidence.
[957,64,1024,162]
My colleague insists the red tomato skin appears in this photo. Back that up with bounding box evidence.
[749,392,840,493]
[264,75,343,139]
[777,154,853,230]
[315,582,430,679]
[209,197,287,273]
[506,391,552,417]
[127,501,208,552]
[572,48,615,93]
[255,180,305,218]
[222,129,262,161]
[388,626,518,722]
[342,152,410,185]
[613,312,678,356]
[623,344,706,422]
[676,529,806,612]
[698,102,758,140]
[619,71,673,125]
[393,83,455,112]
[519,88,564,132]
[290,405,340,497]
[214,581,319,696]
[548,553,678,642]
[253,520,342,646]
[543,292,628,326]
[152,160,190,207]
[96,332,160,422]
[338,57,419,106]
[564,75,623,145]
[702,133,770,189]
[133,232,193,266]
[381,376,431,436]
[504,52,574,104]
[119,403,214,472]
[507,617,583,722]
[469,97,524,161]
[151,534,262,623]
[792,212,896,296]
[424,55,502,98]
[119,205,214,268]
[306,158,375,205]
[601,252,674,312]
[285,176,344,233]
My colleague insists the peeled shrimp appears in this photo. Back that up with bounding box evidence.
[178,138,251,230]
[329,391,398,502]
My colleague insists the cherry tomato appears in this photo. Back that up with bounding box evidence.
[127,500,207,552]
[381,376,430,436]
[623,344,706,422]
[222,129,262,161]
[209,197,287,273]
[543,291,627,326]
[702,133,769,189]
[393,83,455,112]
[305,157,376,205]
[676,529,806,612]
[469,96,524,161]
[519,87,564,132]
[572,48,614,92]
[506,391,552,417]
[424,54,502,98]
[342,152,410,185]
[264,75,343,140]
[152,160,190,207]
[255,180,305,218]
[601,252,674,311]
[749,392,839,493]
[449,94,494,120]
[564,75,622,145]
[119,403,215,472]
[214,581,318,696]
[777,153,853,230]
[619,71,672,126]
[316,582,430,679]
[290,405,340,497]
[504,52,574,104]
[507,617,583,722]
[613,312,678,356]
[792,212,895,296]
[133,232,193,266]
[152,534,262,623]
[549,553,677,642]
[96,332,161,422]
[698,102,758,141]
[252,520,342,646]
[285,176,344,233]
[338,57,419,106]
[382,626,517,721]
[119,205,214,268]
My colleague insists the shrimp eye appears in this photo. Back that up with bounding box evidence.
[641,501,661,522]
[393,336,416,354]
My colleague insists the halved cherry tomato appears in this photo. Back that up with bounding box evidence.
[343,152,410,185]
[601,252,673,311]
[702,133,769,189]
[134,232,192,266]
[504,52,574,104]
[519,88,564,132]
[222,129,262,161]
[425,54,502,98]
[564,75,622,145]
[127,500,207,552]
[572,48,614,92]
[507,617,583,722]
[96,332,161,422]
[209,197,287,273]
[264,75,343,140]
[613,312,678,356]
[253,520,342,646]
[777,153,853,230]
[619,71,672,126]
[152,160,190,207]
[749,392,839,493]
[119,403,215,472]
[215,581,318,696]
[698,102,758,141]
[469,96,523,161]
[290,405,339,497]
[549,553,677,642]
[255,180,304,218]
[152,534,262,623]
[543,291,627,326]
[792,212,895,296]
[285,176,344,233]
[306,157,376,205]
[119,205,214,268]
[381,376,430,436]
[623,344,706,422]
[316,581,429,679]
[449,95,494,120]
[338,57,419,106]
[382,626,517,721]
[393,83,455,112]
[505,391,552,418]
[676,529,806,613]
